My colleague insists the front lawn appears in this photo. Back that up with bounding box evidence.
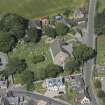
[97,35,105,66]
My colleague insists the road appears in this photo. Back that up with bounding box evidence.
[83,0,99,105]
[11,89,69,105]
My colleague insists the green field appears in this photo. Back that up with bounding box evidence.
[97,35,105,66]
[0,0,86,19]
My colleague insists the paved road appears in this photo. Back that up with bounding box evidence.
[83,0,99,105]
[11,89,69,105]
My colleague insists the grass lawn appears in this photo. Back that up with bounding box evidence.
[0,0,86,19]
[9,36,53,78]
[97,0,105,13]
[97,35,105,66]
[34,82,46,94]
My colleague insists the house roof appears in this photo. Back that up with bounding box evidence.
[29,19,42,28]
[74,8,84,18]
[62,43,73,55]
[50,39,62,57]
[46,77,63,88]
[50,39,73,57]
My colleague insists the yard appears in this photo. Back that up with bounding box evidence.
[9,36,53,79]
[0,0,86,19]
[97,35,105,66]
[97,0,105,13]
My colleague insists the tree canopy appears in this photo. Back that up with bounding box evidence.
[55,23,69,36]
[73,43,96,63]
[0,31,16,53]
[44,25,57,38]
[95,9,105,35]
[0,13,29,39]
[26,28,42,43]
[45,64,63,78]
[3,58,27,76]
[20,70,34,85]
[65,58,80,74]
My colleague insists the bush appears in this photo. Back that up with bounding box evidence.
[94,79,102,89]
[45,64,63,78]
[97,90,105,98]
[32,55,45,64]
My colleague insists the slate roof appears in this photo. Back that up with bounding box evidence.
[50,39,62,57]
[50,39,73,57]
[46,77,63,88]
[62,43,73,56]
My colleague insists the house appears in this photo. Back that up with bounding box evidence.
[1,96,19,105]
[81,96,90,105]
[0,52,8,71]
[49,39,73,67]
[74,8,84,19]
[7,96,19,105]
[46,77,65,93]
[74,28,83,42]
[41,16,49,25]
[55,15,63,20]
[28,19,42,29]
[96,77,105,92]
[69,74,84,92]
[0,80,7,89]
[75,95,90,105]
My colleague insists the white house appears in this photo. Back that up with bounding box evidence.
[81,96,90,105]
[46,77,65,93]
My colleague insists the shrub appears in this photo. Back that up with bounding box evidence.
[97,90,105,98]
[94,79,102,89]
[32,55,45,64]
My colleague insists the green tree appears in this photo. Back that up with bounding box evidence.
[65,58,80,74]
[94,79,102,89]
[0,31,16,53]
[55,23,69,36]
[20,70,34,85]
[45,64,63,78]
[26,28,42,43]
[44,25,57,38]
[63,9,71,18]
[32,55,45,64]
[4,58,27,76]
[0,13,29,39]
[95,9,105,35]
[73,43,96,63]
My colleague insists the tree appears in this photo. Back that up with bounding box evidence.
[65,58,80,74]
[97,90,105,98]
[44,25,57,38]
[45,64,63,78]
[63,9,71,18]
[20,70,34,85]
[55,23,69,36]
[73,43,96,63]
[26,28,42,43]
[32,55,45,64]
[95,9,105,35]
[0,31,16,53]
[3,58,27,76]
[94,79,102,89]
[0,13,29,39]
